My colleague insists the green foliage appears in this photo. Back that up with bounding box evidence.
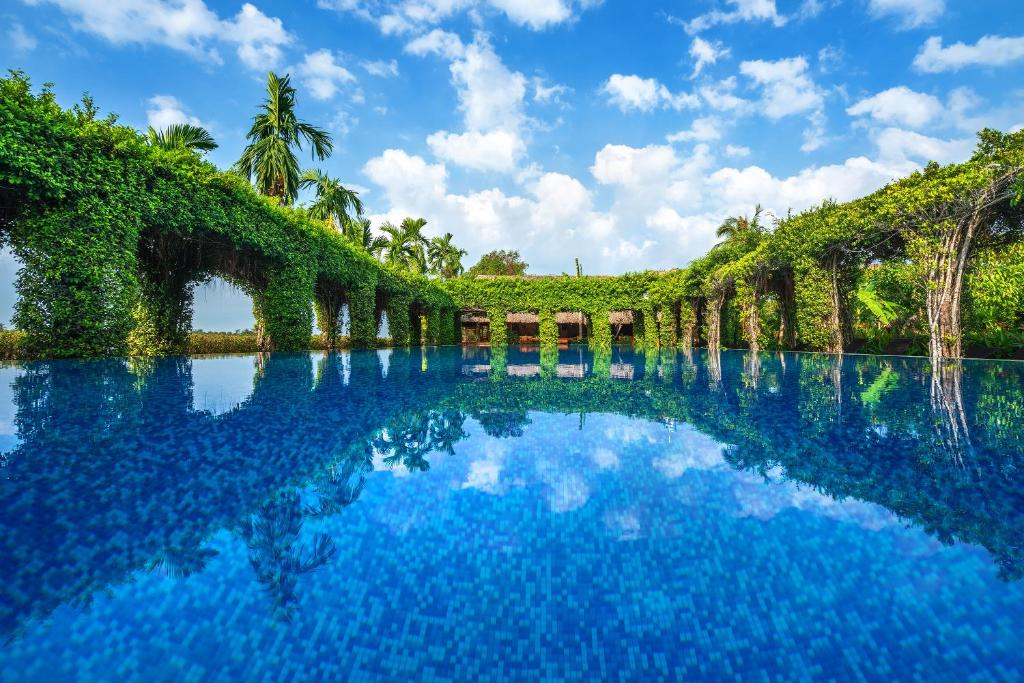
[466,249,528,277]
[147,123,217,153]
[0,71,452,359]
[235,72,332,205]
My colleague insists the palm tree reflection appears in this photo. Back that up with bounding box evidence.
[237,491,337,622]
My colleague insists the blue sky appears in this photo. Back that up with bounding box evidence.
[2,0,1023,329]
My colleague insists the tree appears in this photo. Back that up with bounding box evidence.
[466,249,528,277]
[716,204,766,241]
[343,216,387,259]
[235,72,332,205]
[380,217,429,272]
[146,123,218,153]
[428,232,467,279]
[299,169,363,231]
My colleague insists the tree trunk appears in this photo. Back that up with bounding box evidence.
[827,253,846,355]
[924,208,984,363]
[930,360,971,462]
[776,271,796,349]
[706,291,726,354]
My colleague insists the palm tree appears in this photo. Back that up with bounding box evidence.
[716,204,765,241]
[299,169,363,230]
[428,232,467,279]
[146,123,218,153]
[343,216,388,258]
[235,71,333,205]
[380,217,429,272]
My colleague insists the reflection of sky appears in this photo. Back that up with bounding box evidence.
[366,411,909,540]
[189,356,256,416]
[0,364,25,452]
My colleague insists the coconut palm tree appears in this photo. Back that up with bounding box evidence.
[428,232,467,279]
[380,218,429,272]
[343,216,388,259]
[146,123,218,153]
[716,204,765,241]
[235,71,333,205]
[299,169,363,230]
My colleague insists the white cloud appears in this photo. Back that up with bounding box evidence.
[690,36,729,78]
[224,3,291,69]
[683,0,786,34]
[913,35,1024,73]
[450,34,527,131]
[404,28,466,58]
[361,125,976,276]
[532,77,570,105]
[9,22,37,52]
[145,94,205,130]
[740,57,823,118]
[487,0,573,29]
[847,86,943,128]
[667,117,722,143]
[867,0,944,29]
[725,144,751,157]
[321,0,597,33]
[872,127,974,165]
[699,77,751,112]
[25,0,291,69]
[427,130,526,172]
[601,74,699,113]
[361,58,399,77]
[296,49,357,100]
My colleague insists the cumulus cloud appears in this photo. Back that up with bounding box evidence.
[913,35,1024,73]
[296,49,357,100]
[740,57,823,118]
[427,130,526,172]
[846,86,944,129]
[867,0,944,29]
[28,0,292,69]
[320,0,598,33]
[360,123,975,276]
[690,36,729,78]
[360,58,399,77]
[683,0,786,35]
[601,74,699,112]
[145,94,206,130]
[667,117,723,143]
[404,28,465,58]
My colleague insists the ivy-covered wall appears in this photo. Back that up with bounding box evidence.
[0,73,452,358]
[2,72,1022,361]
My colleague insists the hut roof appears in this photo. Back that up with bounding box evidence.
[506,312,539,324]
[555,312,586,324]
[609,310,634,324]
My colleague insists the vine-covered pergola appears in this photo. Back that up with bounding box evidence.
[2,73,1022,363]
[0,74,457,358]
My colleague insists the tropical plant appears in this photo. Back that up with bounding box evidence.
[380,217,429,273]
[342,216,387,258]
[235,71,333,205]
[146,123,218,153]
[428,232,468,279]
[299,169,363,230]
[716,204,766,241]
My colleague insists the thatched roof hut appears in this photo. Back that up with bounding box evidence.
[609,311,634,324]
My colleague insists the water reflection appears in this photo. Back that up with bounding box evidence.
[0,346,1023,642]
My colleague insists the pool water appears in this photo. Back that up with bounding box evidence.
[1,347,1022,681]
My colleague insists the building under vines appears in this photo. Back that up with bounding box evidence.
[2,73,1022,364]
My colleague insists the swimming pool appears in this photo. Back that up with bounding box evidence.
[1,347,1021,681]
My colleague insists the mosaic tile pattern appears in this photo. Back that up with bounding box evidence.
[1,348,1022,681]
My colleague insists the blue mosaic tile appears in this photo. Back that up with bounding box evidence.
[0,348,1022,681]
